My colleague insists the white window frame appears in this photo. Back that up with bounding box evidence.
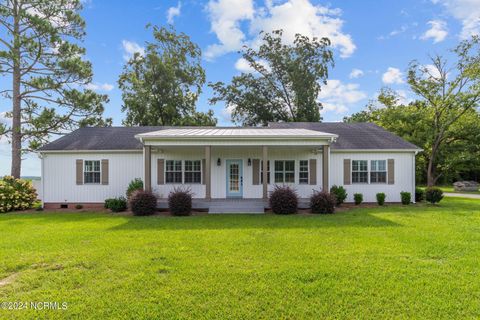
[370,160,387,184]
[299,160,309,184]
[260,160,270,184]
[184,160,202,184]
[165,160,183,184]
[84,160,101,184]
[274,160,295,184]
[351,160,368,184]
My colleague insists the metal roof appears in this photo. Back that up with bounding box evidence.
[135,128,338,139]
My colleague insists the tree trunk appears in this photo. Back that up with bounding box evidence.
[426,158,435,187]
[10,0,21,178]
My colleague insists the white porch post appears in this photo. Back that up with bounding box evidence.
[322,144,329,191]
[262,145,268,200]
[144,145,152,192]
[205,145,211,200]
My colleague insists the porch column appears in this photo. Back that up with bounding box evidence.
[205,145,211,200]
[322,144,329,191]
[262,145,268,200]
[144,145,152,192]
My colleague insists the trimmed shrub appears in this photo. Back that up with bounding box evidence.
[105,197,127,212]
[415,187,425,202]
[310,191,336,214]
[354,193,363,205]
[168,187,193,216]
[330,185,347,206]
[425,187,444,204]
[376,192,386,206]
[129,190,157,216]
[0,176,37,213]
[400,192,411,205]
[75,204,83,210]
[269,185,298,215]
[126,178,143,198]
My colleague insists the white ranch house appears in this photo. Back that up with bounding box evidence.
[38,122,420,212]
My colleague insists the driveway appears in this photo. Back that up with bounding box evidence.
[444,192,480,199]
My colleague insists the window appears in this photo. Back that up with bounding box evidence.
[352,160,368,183]
[260,160,270,184]
[299,160,309,184]
[185,160,201,184]
[84,160,101,184]
[166,160,182,183]
[370,160,387,183]
[274,160,295,183]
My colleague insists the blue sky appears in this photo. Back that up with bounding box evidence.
[1,0,479,176]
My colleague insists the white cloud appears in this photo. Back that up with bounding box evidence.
[205,0,255,59]
[234,57,270,73]
[423,64,444,79]
[421,20,448,43]
[349,68,364,79]
[167,2,181,24]
[205,0,355,59]
[121,40,145,61]
[432,0,480,39]
[234,58,256,73]
[318,80,367,114]
[85,82,114,92]
[395,89,412,105]
[382,67,404,84]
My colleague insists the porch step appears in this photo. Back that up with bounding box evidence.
[208,200,266,214]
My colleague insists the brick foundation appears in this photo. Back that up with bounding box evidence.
[43,203,105,210]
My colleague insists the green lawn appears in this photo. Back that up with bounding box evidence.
[1,198,480,319]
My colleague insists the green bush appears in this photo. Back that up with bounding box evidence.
[376,193,386,206]
[310,191,336,214]
[105,197,127,212]
[330,185,347,206]
[0,176,37,213]
[400,192,411,205]
[354,193,363,205]
[75,204,83,210]
[168,187,193,216]
[425,187,444,204]
[126,178,143,198]
[129,190,157,216]
[269,185,298,215]
[415,187,425,202]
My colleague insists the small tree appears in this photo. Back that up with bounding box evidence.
[407,37,480,186]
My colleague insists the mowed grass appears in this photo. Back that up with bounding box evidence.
[1,198,480,319]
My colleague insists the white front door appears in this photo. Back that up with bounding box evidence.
[226,159,243,198]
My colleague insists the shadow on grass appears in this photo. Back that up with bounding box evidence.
[109,211,402,231]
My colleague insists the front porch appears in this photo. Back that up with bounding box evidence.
[135,128,337,207]
[157,198,312,214]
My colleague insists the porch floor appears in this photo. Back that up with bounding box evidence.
[157,198,310,214]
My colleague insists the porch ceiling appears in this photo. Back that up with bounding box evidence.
[135,128,337,146]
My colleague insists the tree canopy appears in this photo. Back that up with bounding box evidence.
[118,25,217,127]
[0,0,110,177]
[209,30,334,126]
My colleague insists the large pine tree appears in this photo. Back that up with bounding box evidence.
[0,0,110,177]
